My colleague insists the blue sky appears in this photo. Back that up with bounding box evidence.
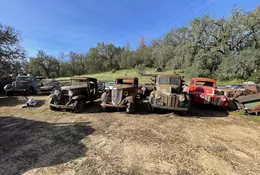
[0,0,259,57]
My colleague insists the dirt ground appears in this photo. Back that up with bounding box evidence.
[0,95,260,175]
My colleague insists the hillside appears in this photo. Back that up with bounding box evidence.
[56,68,244,85]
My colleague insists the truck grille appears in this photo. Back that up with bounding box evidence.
[15,82,27,89]
[112,88,123,105]
[169,95,180,107]
[213,97,220,105]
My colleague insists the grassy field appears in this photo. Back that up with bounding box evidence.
[56,68,184,83]
[56,68,245,85]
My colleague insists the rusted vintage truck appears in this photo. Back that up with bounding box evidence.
[100,77,139,114]
[49,77,98,113]
[148,74,191,114]
[188,77,229,107]
[217,84,260,99]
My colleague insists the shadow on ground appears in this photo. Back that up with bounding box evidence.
[181,104,229,117]
[0,96,46,107]
[141,102,229,117]
[0,116,95,175]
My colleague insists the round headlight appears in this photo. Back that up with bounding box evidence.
[220,97,226,101]
[124,91,129,96]
[54,90,60,95]
[156,95,161,99]
[68,90,73,96]
[179,96,185,102]
[200,94,205,99]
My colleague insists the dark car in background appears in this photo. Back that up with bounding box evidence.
[4,75,38,95]
[37,81,63,95]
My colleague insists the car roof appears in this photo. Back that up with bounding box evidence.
[157,74,182,78]
[70,77,97,81]
[191,77,216,82]
[116,76,138,79]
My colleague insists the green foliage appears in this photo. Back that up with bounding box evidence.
[4,5,260,82]
[50,72,57,78]
[248,70,260,83]
[135,64,146,75]
[0,23,26,76]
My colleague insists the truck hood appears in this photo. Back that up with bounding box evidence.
[114,84,134,90]
[156,84,180,95]
[15,81,30,84]
[61,85,88,90]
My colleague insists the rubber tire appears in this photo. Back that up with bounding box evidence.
[74,100,86,113]
[148,103,157,113]
[178,111,187,116]
[126,102,134,114]
[101,105,107,112]
[6,91,14,96]
[147,102,153,113]
[49,97,56,111]
[25,87,33,96]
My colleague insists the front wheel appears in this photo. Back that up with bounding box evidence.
[74,100,86,113]
[101,105,107,112]
[148,103,157,113]
[25,87,33,96]
[6,91,14,96]
[126,102,135,114]
[49,97,56,111]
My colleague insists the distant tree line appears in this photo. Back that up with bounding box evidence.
[1,6,260,82]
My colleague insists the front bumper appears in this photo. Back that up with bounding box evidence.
[37,90,52,95]
[9,89,26,93]
[151,104,189,111]
[50,103,75,110]
[101,103,126,108]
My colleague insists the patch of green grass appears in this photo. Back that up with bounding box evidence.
[231,111,260,123]
[56,68,245,85]
[56,68,185,83]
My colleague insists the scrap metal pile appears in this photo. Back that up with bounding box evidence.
[217,82,260,115]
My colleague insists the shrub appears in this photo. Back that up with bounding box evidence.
[111,69,117,73]
[50,72,57,78]
[247,70,260,83]
[135,64,146,75]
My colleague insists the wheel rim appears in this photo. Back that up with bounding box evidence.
[78,101,85,112]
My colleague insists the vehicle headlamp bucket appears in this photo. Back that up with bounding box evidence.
[54,90,60,96]
[220,97,227,102]
[124,91,129,96]
[179,96,185,102]
[68,90,73,96]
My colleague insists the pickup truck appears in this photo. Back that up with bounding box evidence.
[188,77,229,107]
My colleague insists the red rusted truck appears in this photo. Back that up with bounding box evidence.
[187,77,229,107]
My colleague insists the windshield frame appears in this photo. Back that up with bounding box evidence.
[105,82,115,86]
[16,76,34,82]
[157,76,181,85]
[70,79,88,86]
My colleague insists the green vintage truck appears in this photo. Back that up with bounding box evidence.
[148,74,191,114]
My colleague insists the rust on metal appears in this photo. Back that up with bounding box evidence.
[234,93,260,103]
